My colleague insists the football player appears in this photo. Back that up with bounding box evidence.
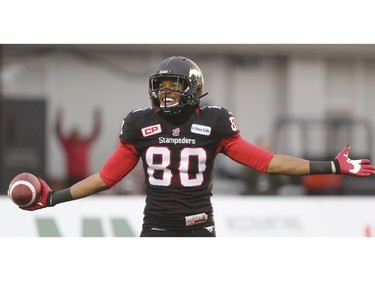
[19,56,375,237]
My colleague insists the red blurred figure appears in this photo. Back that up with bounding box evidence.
[56,108,101,187]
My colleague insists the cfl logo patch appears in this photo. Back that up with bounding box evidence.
[142,124,162,137]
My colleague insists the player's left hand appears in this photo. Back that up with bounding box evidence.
[333,145,375,176]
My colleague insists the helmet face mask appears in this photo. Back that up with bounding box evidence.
[149,56,205,116]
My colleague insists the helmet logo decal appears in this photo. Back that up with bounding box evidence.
[189,68,200,79]
[158,70,170,74]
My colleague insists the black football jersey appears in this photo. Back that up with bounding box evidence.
[120,106,239,229]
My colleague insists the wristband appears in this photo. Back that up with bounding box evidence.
[46,192,54,207]
[50,188,74,206]
[332,159,341,174]
[309,161,333,174]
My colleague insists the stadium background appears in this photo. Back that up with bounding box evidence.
[1,44,375,236]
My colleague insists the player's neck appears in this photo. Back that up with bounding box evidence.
[159,106,195,125]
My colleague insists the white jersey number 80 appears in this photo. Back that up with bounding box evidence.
[146,146,207,187]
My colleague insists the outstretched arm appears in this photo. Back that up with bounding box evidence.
[266,154,310,175]
[223,135,375,177]
[69,173,108,199]
[267,145,375,177]
[20,141,140,211]
[21,173,109,211]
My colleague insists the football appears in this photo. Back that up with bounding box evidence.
[8,172,42,207]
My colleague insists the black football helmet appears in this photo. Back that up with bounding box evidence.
[149,56,207,116]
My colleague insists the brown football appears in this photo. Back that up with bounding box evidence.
[8,172,42,207]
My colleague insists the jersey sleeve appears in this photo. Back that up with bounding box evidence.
[99,141,140,187]
[218,134,274,173]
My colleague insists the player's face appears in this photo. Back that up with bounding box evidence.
[158,79,182,108]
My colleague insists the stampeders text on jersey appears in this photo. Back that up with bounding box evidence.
[158,137,196,145]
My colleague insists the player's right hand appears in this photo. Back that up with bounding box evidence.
[21,178,54,211]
